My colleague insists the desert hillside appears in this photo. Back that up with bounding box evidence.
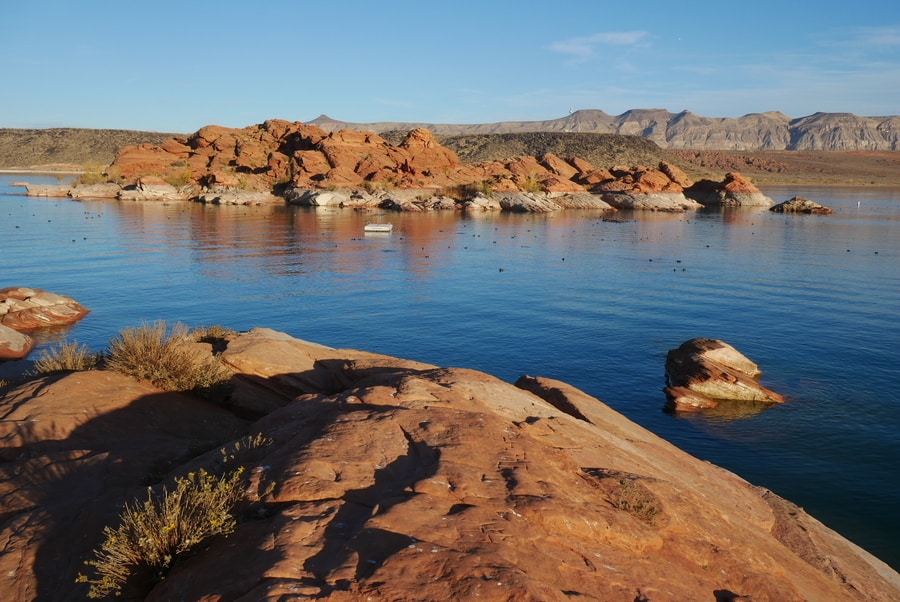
[0,128,178,171]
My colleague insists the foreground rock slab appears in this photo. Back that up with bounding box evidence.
[1,329,897,601]
[664,338,785,411]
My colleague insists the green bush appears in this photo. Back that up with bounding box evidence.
[77,467,244,598]
[30,341,101,374]
[105,321,233,398]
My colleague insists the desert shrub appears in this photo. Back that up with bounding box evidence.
[438,180,493,201]
[520,172,543,194]
[30,341,102,374]
[77,467,244,598]
[609,478,661,526]
[163,166,193,187]
[78,162,108,185]
[105,321,233,398]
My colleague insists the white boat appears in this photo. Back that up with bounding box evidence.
[364,214,393,232]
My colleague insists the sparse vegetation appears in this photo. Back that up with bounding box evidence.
[163,166,193,187]
[520,172,543,194]
[609,478,661,526]
[77,161,109,185]
[30,341,102,374]
[76,467,245,599]
[105,321,233,399]
[438,180,494,200]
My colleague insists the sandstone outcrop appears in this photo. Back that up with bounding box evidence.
[102,121,710,211]
[664,338,785,411]
[770,195,835,214]
[20,119,801,212]
[0,288,89,360]
[0,323,34,361]
[2,328,897,601]
[684,172,774,207]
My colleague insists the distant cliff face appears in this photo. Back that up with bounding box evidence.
[310,109,900,151]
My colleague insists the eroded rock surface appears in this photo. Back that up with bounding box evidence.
[2,329,897,601]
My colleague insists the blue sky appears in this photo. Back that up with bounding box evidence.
[2,0,899,132]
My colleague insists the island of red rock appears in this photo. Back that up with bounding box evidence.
[1,326,898,601]
[19,120,777,212]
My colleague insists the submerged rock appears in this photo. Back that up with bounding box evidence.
[664,337,785,411]
[771,195,835,214]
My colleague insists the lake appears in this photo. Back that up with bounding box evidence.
[3,175,899,569]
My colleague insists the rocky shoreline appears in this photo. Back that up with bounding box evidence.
[14,120,786,213]
[2,325,899,600]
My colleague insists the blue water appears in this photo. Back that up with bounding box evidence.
[3,176,899,569]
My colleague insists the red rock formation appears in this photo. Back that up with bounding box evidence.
[0,323,34,360]
[684,172,774,207]
[107,122,704,203]
[664,338,784,411]
[0,288,89,333]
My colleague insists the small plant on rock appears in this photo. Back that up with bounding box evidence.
[520,172,543,194]
[76,467,245,598]
[609,478,661,526]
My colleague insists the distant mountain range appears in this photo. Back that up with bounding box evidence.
[309,109,900,152]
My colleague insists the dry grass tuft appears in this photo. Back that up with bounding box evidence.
[609,478,661,526]
[77,467,244,598]
[30,341,102,374]
[105,321,233,399]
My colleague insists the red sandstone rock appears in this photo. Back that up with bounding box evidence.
[664,338,784,409]
[684,172,774,207]
[0,287,89,332]
[1,329,897,601]
[0,323,34,360]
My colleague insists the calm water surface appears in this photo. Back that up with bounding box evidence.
[3,177,899,569]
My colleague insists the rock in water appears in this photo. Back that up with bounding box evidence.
[0,323,35,360]
[0,287,90,332]
[684,172,774,207]
[770,196,835,214]
[663,337,784,411]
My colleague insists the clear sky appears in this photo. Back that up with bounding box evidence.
[2,0,899,132]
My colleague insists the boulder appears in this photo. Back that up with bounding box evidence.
[664,338,784,411]
[0,287,89,332]
[1,329,897,601]
[685,172,774,207]
[599,191,702,212]
[0,323,34,361]
[497,192,562,213]
[770,196,835,214]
